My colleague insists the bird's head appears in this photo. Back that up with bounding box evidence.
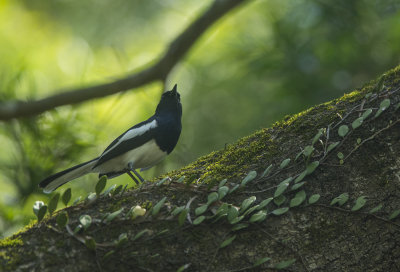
[156,84,182,116]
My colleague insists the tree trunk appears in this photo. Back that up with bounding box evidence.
[1,66,400,272]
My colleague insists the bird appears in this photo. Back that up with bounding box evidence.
[39,84,182,193]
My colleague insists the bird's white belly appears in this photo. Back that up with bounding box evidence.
[94,139,167,173]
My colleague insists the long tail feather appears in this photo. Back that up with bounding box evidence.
[39,158,99,193]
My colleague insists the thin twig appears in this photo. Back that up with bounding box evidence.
[0,0,248,121]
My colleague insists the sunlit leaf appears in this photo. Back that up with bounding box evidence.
[240,196,256,212]
[33,201,45,216]
[218,186,229,200]
[37,205,47,222]
[102,184,116,196]
[379,98,390,111]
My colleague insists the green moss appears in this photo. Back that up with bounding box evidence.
[0,236,23,248]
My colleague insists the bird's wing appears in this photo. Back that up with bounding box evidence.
[93,117,158,168]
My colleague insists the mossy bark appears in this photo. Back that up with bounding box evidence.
[1,66,400,272]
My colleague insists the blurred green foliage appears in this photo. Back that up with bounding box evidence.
[0,0,399,237]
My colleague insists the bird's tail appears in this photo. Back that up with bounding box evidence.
[39,158,99,193]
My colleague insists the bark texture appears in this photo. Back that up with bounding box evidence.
[1,66,400,272]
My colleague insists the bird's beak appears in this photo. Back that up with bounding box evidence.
[172,84,177,94]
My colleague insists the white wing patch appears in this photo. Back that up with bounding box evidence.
[120,119,157,142]
[102,119,157,156]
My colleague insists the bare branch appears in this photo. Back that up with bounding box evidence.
[0,0,247,121]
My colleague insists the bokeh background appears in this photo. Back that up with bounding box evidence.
[1,0,400,237]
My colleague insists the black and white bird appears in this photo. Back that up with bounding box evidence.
[39,84,182,193]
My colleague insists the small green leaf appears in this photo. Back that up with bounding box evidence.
[356,138,362,144]
[289,190,306,207]
[337,152,344,160]
[249,211,267,223]
[274,178,292,197]
[351,117,364,129]
[48,193,60,215]
[176,264,191,272]
[72,196,82,206]
[227,206,239,223]
[306,161,319,175]
[369,204,383,214]
[253,257,271,267]
[102,184,116,196]
[291,182,305,191]
[241,170,257,187]
[79,215,92,231]
[62,188,72,206]
[229,184,240,194]
[116,233,128,247]
[327,142,340,153]
[178,208,188,226]
[312,129,323,145]
[273,195,286,206]
[275,259,296,269]
[156,177,169,186]
[389,209,400,220]
[86,192,97,204]
[218,186,229,200]
[56,212,69,228]
[240,196,257,212]
[351,196,367,211]
[303,145,315,157]
[231,223,249,231]
[195,205,208,216]
[243,205,260,216]
[295,170,307,183]
[229,215,244,224]
[85,237,96,251]
[172,206,185,216]
[379,98,390,111]
[330,193,349,206]
[111,185,123,196]
[218,179,227,188]
[176,176,185,183]
[193,216,205,225]
[375,108,383,118]
[280,158,291,169]
[105,208,124,222]
[152,197,167,216]
[338,125,349,137]
[261,164,273,178]
[361,108,373,120]
[95,176,107,195]
[257,197,273,210]
[272,207,289,215]
[37,205,47,222]
[207,192,219,205]
[308,194,320,204]
[132,229,149,241]
[220,235,236,248]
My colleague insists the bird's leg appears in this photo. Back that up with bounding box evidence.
[126,170,140,185]
[127,162,145,184]
[132,169,145,183]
